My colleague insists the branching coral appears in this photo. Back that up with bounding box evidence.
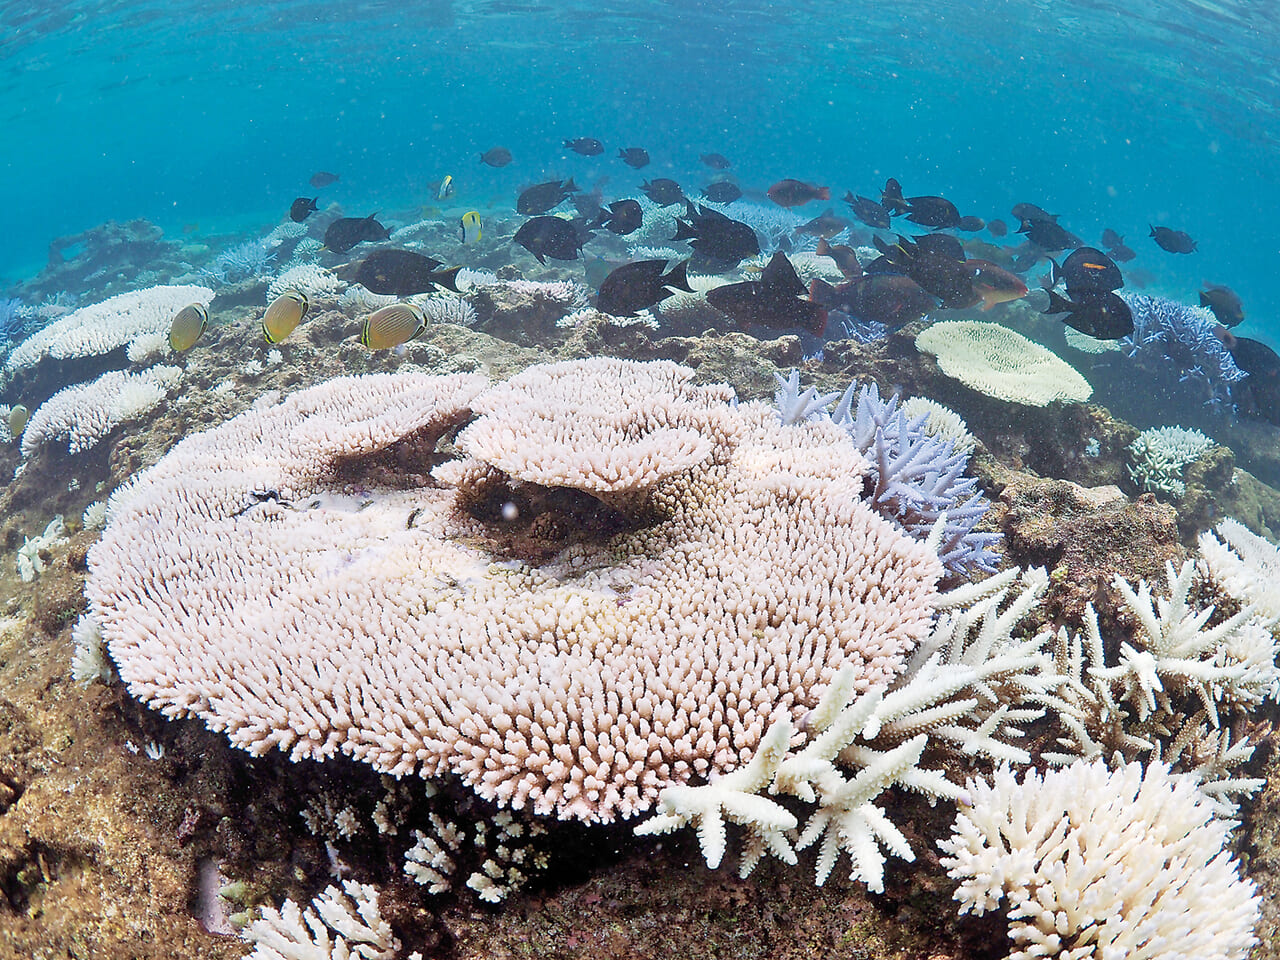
[1126,425,1213,499]
[241,879,401,960]
[939,760,1259,960]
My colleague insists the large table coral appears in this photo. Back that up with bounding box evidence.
[85,358,944,823]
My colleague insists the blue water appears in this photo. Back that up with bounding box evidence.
[2,0,1278,341]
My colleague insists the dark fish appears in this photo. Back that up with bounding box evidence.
[324,213,390,254]
[956,215,986,232]
[309,171,339,188]
[808,273,935,331]
[1011,202,1055,223]
[967,261,1028,309]
[597,259,693,317]
[910,233,965,261]
[706,251,827,334]
[815,238,863,281]
[702,181,742,203]
[1019,217,1079,252]
[1150,225,1197,253]
[480,147,513,167]
[514,215,589,264]
[1051,247,1124,295]
[880,178,910,216]
[1200,283,1244,327]
[289,197,318,223]
[672,202,760,266]
[641,178,684,206]
[904,196,961,229]
[618,147,650,168]
[595,199,644,236]
[871,234,974,308]
[700,153,731,170]
[516,178,578,215]
[843,192,891,229]
[355,250,462,296]
[767,179,830,208]
[1101,228,1124,249]
[564,137,604,156]
[987,219,1008,237]
[794,208,850,240]
[1108,241,1137,263]
[1043,288,1134,339]
[1227,335,1280,379]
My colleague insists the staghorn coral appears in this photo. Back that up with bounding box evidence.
[636,568,1067,892]
[21,365,183,458]
[939,759,1259,960]
[241,879,401,960]
[268,264,344,303]
[1120,293,1245,414]
[775,372,1001,575]
[1199,517,1280,621]
[2,284,213,380]
[916,320,1093,406]
[86,358,944,824]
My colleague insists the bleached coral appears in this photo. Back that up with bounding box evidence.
[499,278,587,306]
[900,396,976,456]
[916,321,1092,406]
[21,365,182,457]
[1198,517,1280,622]
[403,815,463,894]
[1127,425,1214,499]
[419,294,476,327]
[268,264,344,303]
[637,568,1066,892]
[17,514,65,582]
[2,285,213,380]
[70,616,112,684]
[241,880,400,960]
[939,760,1259,960]
[87,359,944,823]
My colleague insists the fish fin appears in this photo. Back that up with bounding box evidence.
[430,266,463,293]
[671,220,697,242]
[808,277,838,306]
[563,178,579,193]
[664,259,694,294]
[815,238,831,256]
[1043,289,1075,315]
[1149,224,1157,236]
[1049,258,1062,287]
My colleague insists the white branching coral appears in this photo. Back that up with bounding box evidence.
[939,760,1259,960]
[2,285,213,380]
[637,567,1067,892]
[21,365,182,457]
[242,880,400,960]
[268,264,344,303]
[1199,517,1280,621]
[17,514,66,582]
[1127,425,1214,499]
[900,396,975,456]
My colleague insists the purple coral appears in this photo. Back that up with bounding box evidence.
[1120,293,1245,414]
[775,372,1001,576]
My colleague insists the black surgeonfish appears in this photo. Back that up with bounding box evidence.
[514,215,590,264]
[618,147,650,168]
[480,146,513,167]
[597,259,693,317]
[1150,225,1197,253]
[290,197,318,222]
[1043,288,1134,339]
[564,137,604,156]
[354,250,462,296]
[706,252,827,334]
[324,213,390,253]
[517,179,579,216]
[809,273,935,331]
[843,192,891,229]
[1051,247,1124,295]
[1201,283,1244,327]
[1011,202,1056,223]
[880,178,910,216]
[904,195,961,229]
[956,216,985,232]
[700,153,731,170]
[642,178,685,206]
[594,199,644,236]
[1019,217,1080,252]
[870,234,976,308]
[1221,331,1280,426]
[1101,229,1137,262]
[672,202,760,266]
[702,181,742,203]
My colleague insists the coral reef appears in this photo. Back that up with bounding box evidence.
[1127,424,1215,499]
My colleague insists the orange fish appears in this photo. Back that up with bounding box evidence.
[767,179,829,208]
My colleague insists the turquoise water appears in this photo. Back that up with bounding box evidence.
[2,0,1278,340]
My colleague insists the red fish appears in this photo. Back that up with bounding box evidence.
[767,179,830,208]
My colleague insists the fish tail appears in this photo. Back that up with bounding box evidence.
[664,259,694,294]
[431,266,464,293]
[816,187,830,202]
